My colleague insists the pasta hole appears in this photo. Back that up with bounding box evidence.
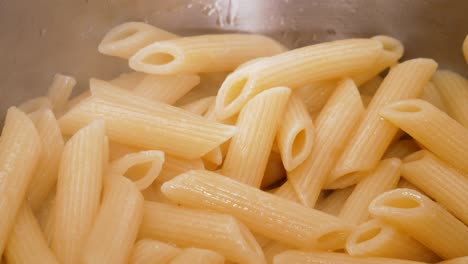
[125,161,153,182]
[291,129,306,159]
[143,52,175,65]
[383,196,420,209]
[110,28,139,42]
[224,77,247,106]
[355,227,382,243]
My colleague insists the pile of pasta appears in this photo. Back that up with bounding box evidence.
[0,21,467,264]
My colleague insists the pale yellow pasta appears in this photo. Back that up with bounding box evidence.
[161,170,353,250]
[369,188,468,259]
[132,74,201,104]
[202,146,223,167]
[351,35,404,85]
[432,70,468,127]
[261,151,286,189]
[99,22,177,59]
[40,199,56,246]
[47,73,76,115]
[359,75,383,96]
[262,242,291,264]
[18,96,53,113]
[59,79,236,159]
[82,176,144,264]
[438,257,468,264]
[277,93,315,171]
[273,250,428,264]
[109,150,164,190]
[397,178,423,193]
[140,181,173,203]
[180,96,216,115]
[65,90,91,112]
[361,95,373,107]
[383,139,420,159]
[346,218,439,262]
[129,34,284,74]
[0,107,41,255]
[25,109,64,211]
[222,87,290,187]
[169,248,225,264]
[157,155,205,182]
[176,72,230,106]
[139,201,265,264]
[108,142,141,161]
[274,181,301,203]
[52,120,107,264]
[288,79,364,207]
[109,72,146,90]
[294,81,336,119]
[215,38,383,119]
[339,158,401,225]
[328,59,437,189]
[401,150,468,224]
[130,239,181,264]
[314,187,354,216]
[4,204,59,264]
[421,81,448,112]
[380,99,468,173]
[463,34,468,63]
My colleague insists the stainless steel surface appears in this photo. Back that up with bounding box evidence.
[1,0,467,118]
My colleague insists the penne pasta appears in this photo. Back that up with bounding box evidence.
[161,170,353,250]
[346,218,439,262]
[129,34,284,74]
[222,87,291,187]
[109,72,146,90]
[52,120,107,264]
[0,107,41,256]
[18,96,53,113]
[380,99,468,173]
[432,70,468,127]
[401,150,468,224]
[328,59,437,189]
[82,176,144,264]
[383,139,419,159]
[139,201,265,264]
[397,178,423,193]
[175,72,230,106]
[202,146,223,167]
[130,239,181,264]
[421,81,448,112]
[59,79,236,159]
[263,242,291,264]
[294,81,336,119]
[132,74,201,104]
[438,257,468,264]
[99,22,177,59]
[26,109,64,211]
[109,150,164,190]
[108,142,140,161]
[277,93,315,171]
[273,250,428,264]
[351,35,404,86]
[338,158,401,225]
[4,204,59,264]
[315,187,354,216]
[369,188,468,259]
[274,181,301,203]
[288,79,364,207]
[47,73,76,115]
[181,96,216,115]
[261,151,286,189]
[157,155,205,182]
[215,38,383,119]
[169,248,225,264]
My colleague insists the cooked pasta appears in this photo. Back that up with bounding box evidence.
[421,81,448,113]
[327,59,437,189]
[129,34,284,74]
[315,187,355,216]
[380,99,468,173]
[0,108,41,256]
[18,96,53,113]
[130,239,181,264]
[383,139,419,159]
[222,87,291,187]
[169,248,225,264]
[215,38,383,119]
[369,188,468,259]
